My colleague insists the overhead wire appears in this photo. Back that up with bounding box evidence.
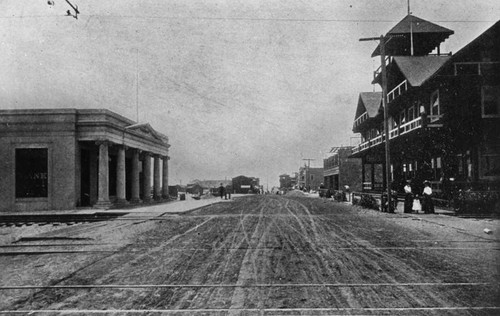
[0,14,496,23]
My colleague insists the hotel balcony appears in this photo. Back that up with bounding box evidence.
[387,80,408,104]
[353,112,369,130]
[351,115,443,156]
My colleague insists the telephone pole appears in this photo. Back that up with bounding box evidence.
[302,158,315,168]
[302,158,315,190]
[359,35,392,212]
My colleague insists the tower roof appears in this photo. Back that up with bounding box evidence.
[372,15,454,57]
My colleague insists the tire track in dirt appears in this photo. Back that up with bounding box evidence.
[289,200,458,309]
[262,196,451,309]
[228,202,269,315]
[257,197,347,309]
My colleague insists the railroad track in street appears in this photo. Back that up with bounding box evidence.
[2,306,500,315]
[0,213,127,227]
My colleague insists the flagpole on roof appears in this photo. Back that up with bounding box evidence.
[408,0,414,56]
[136,48,139,122]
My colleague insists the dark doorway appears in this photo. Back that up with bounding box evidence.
[80,149,91,206]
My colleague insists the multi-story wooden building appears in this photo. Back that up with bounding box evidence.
[350,15,500,197]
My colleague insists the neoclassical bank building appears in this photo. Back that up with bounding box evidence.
[0,109,170,212]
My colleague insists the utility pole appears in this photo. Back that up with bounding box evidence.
[302,158,315,190]
[359,35,392,212]
[302,158,314,168]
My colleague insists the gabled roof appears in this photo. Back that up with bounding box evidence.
[126,122,166,142]
[392,55,451,86]
[352,92,382,133]
[388,15,453,34]
[357,92,382,118]
[372,15,454,57]
[449,20,500,62]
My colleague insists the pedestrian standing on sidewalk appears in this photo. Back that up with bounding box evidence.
[403,180,413,213]
[421,180,435,214]
[344,185,351,202]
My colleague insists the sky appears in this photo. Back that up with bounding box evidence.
[1,0,499,188]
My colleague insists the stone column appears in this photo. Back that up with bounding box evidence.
[162,156,169,199]
[95,141,112,209]
[130,149,141,203]
[142,152,152,203]
[115,145,127,205]
[153,155,161,201]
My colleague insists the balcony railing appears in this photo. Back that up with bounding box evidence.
[389,116,422,138]
[352,115,440,155]
[353,112,369,129]
[373,56,390,81]
[387,80,408,104]
[352,134,383,154]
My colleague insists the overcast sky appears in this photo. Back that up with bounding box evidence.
[1,0,498,187]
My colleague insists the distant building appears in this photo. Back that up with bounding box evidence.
[279,174,292,189]
[290,172,298,188]
[190,179,232,190]
[186,183,204,195]
[0,109,170,212]
[323,147,362,192]
[232,175,260,194]
[298,166,323,191]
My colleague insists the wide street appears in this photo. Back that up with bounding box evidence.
[1,193,499,315]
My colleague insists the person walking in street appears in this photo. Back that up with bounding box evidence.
[404,180,413,213]
[422,180,435,214]
[219,183,225,200]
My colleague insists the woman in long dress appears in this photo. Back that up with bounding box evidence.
[422,181,435,214]
[404,180,413,213]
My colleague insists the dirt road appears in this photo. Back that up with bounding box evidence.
[1,194,499,315]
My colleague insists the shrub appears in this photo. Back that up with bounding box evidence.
[454,190,500,215]
[357,194,379,211]
[352,196,359,205]
[333,190,346,202]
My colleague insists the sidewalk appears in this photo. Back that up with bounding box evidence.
[345,193,455,216]
[0,195,244,245]
[0,194,245,217]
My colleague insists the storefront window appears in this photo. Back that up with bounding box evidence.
[15,148,48,198]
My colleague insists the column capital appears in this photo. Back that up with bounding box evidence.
[95,140,111,147]
[140,151,152,160]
